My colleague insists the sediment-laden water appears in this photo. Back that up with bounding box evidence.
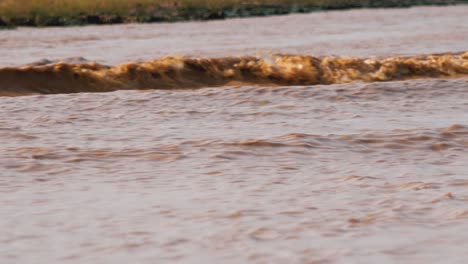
[1,52,468,95]
[1,5,468,264]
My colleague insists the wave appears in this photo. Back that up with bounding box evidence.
[203,124,468,152]
[9,125,467,165]
[1,52,467,96]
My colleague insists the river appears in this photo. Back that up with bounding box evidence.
[1,5,468,263]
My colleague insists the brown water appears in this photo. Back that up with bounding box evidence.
[2,5,468,264]
[1,52,468,96]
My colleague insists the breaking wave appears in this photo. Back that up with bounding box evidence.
[1,52,468,96]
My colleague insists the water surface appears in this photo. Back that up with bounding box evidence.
[1,5,468,264]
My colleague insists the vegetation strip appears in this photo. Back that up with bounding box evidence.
[1,0,467,27]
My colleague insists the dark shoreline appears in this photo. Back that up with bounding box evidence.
[1,0,467,28]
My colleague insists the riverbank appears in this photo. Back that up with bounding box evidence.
[0,0,467,28]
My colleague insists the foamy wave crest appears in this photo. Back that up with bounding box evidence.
[1,52,468,96]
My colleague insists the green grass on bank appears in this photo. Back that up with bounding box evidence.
[0,0,467,27]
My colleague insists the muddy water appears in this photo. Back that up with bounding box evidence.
[1,52,468,96]
[1,6,468,66]
[2,5,468,264]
